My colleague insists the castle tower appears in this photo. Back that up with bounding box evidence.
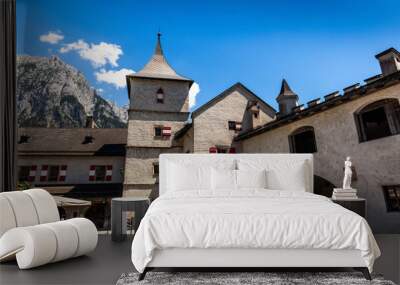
[276,79,298,116]
[124,34,193,198]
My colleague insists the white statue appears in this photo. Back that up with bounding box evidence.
[342,156,353,189]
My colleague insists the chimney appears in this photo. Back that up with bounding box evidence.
[276,79,299,116]
[375,48,400,76]
[85,116,97,128]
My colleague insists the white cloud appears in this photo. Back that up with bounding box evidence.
[189,82,200,109]
[95,68,134,89]
[60,40,123,68]
[96,88,104,93]
[40,31,64,44]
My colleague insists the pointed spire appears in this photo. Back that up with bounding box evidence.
[276,79,298,101]
[276,79,299,116]
[131,33,192,85]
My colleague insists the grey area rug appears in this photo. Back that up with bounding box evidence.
[116,272,396,285]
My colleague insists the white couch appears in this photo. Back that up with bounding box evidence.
[0,188,98,269]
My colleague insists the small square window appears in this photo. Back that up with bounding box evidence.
[95,166,106,181]
[48,165,60,182]
[228,121,236,130]
[154,127,162,137]
[228,121,242,131]
[156,88,164,104]
[153,162,159,176]
[18,166,31,181]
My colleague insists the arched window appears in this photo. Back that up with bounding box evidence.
[288,126,317,153]
[156,88,164,103]
[354,99,400,142]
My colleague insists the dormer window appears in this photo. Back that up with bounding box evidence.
[82,135,94,144]
[18,135,30,144]
[156,88,164,103]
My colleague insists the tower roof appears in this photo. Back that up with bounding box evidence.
[276,79,298,101]
[129,33,193,83]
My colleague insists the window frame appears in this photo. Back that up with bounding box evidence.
[152,162,159,176]
[156,88,164,104]
[228,121,242,131]
[154,126,163,138]
[95,165,107,181]
[288,126,317,153]
[18,166,31,182]
[47,165,60,182]
[354,99,400,143]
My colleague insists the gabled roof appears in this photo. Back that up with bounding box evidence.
[127,33,193,83]
[191,82,276,118]
[18,128,127,156]
[276,79,298,101]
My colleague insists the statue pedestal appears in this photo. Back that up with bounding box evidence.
[333,188,357,192]
[332,188,358,200]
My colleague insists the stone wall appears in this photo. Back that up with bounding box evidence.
[193,90,274,153]
[240,84,400,233]
[18,155,125,184]
[127,119,186,148]
[124,146,182,198]
[128,77,190,112]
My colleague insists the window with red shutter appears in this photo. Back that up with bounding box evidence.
[162,126,171,137]
[209,147,217,153]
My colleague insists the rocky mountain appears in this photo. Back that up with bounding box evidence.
[17,55,127,128]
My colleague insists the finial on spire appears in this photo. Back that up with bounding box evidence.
[155,31,163,55]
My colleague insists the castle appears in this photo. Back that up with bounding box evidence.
[16,35,400,233]
[124,35,400,233]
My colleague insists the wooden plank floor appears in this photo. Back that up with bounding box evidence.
[0,235,398,285]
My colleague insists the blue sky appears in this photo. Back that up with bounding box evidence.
[17,0,400,110]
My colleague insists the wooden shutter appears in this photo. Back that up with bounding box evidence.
[105,165,112,181]
[89,165,96,181]
[40,165,48,182]
[28,165,37,182]
[59,165,67,181]
[162,126,171,137]
[209,147,217,153]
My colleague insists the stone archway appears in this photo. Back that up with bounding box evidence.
[314,175,336,197]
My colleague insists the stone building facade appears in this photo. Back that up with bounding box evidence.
[17,126,127,228]
[178,83,276,153]
[124,36,399,233]
[124,35,274,197]
[236,48,400,233]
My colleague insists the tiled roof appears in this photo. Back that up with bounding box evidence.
[236,70,400,141]
[128,34,193,83]
[174,123,193,140]
[18,128,127,156]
